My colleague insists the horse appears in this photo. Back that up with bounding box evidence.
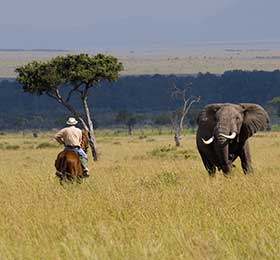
[55,130,89,183]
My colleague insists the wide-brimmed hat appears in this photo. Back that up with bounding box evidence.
[66,117,78,126]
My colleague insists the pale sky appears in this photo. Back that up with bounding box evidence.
[0,0,279,50]
[0,0,235,26]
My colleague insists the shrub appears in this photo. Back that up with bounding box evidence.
[148,145,194,159]
[150,145,176,157]
[5,145,20,150]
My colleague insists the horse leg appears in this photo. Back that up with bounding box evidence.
[65,173,74,183]
[55,170,63,179]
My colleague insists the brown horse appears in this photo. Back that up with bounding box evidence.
[55,130,89,182]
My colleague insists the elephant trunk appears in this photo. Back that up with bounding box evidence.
[215,131,231,174]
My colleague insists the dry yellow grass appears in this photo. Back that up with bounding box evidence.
[0,130,280,259]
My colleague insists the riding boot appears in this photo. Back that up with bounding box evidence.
[80,157,89,177]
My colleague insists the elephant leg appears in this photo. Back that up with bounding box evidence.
[239,142,253,174]
[199,151,216,176]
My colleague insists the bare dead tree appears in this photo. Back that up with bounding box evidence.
[171,83,200,146]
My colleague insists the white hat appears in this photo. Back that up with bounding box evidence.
[66,117,78,125]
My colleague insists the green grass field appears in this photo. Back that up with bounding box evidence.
[0,130,280,259]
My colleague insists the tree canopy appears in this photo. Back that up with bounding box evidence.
[16,53,123,95]
[269,96,280,104]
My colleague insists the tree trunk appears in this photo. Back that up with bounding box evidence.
[88,130,98,161]
[82,95,98,161]
[128,125,132,135]
[174,127,181,147]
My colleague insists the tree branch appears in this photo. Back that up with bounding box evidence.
[171,82,200,131]
[46,92,60,102]
[47,89,88,130]
[66,83,83,102]
[179,96,200,129]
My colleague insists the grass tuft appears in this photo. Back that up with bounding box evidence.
[5,144,20,150]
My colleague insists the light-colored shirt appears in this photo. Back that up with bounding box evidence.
[54,126,82,147]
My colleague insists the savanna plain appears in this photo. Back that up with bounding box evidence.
[2,43,280,77]
[0,130,280,259]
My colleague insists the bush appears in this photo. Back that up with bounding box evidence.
[148,145,194,159]
[5,145,20,150]
[149,145,177,157]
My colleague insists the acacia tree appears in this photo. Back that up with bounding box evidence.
[171,83,200,146]
[16,53,123,160]
[115,111,143,135]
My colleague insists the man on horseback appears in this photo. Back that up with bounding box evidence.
[54,117,89,177]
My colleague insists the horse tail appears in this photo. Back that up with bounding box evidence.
[61,155,68,174]
[55,152,68,178]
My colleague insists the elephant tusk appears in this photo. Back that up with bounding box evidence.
[202,136,214,144]
[219,132,236,139]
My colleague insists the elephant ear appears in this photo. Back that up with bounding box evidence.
[197,104,223,130]
[240,103,270,139]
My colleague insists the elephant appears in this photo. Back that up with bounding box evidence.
[196,103,269,176]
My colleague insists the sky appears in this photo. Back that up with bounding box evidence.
[0,0,279,51]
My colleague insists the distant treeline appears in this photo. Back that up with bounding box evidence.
[1,70,280,130]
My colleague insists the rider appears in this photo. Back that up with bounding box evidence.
[54,117,89,177]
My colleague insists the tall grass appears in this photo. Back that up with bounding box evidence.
[0,131,279,259]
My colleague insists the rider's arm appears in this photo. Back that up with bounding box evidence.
[54,129,65,145]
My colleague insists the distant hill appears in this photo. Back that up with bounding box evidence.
[1,70,280,130]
